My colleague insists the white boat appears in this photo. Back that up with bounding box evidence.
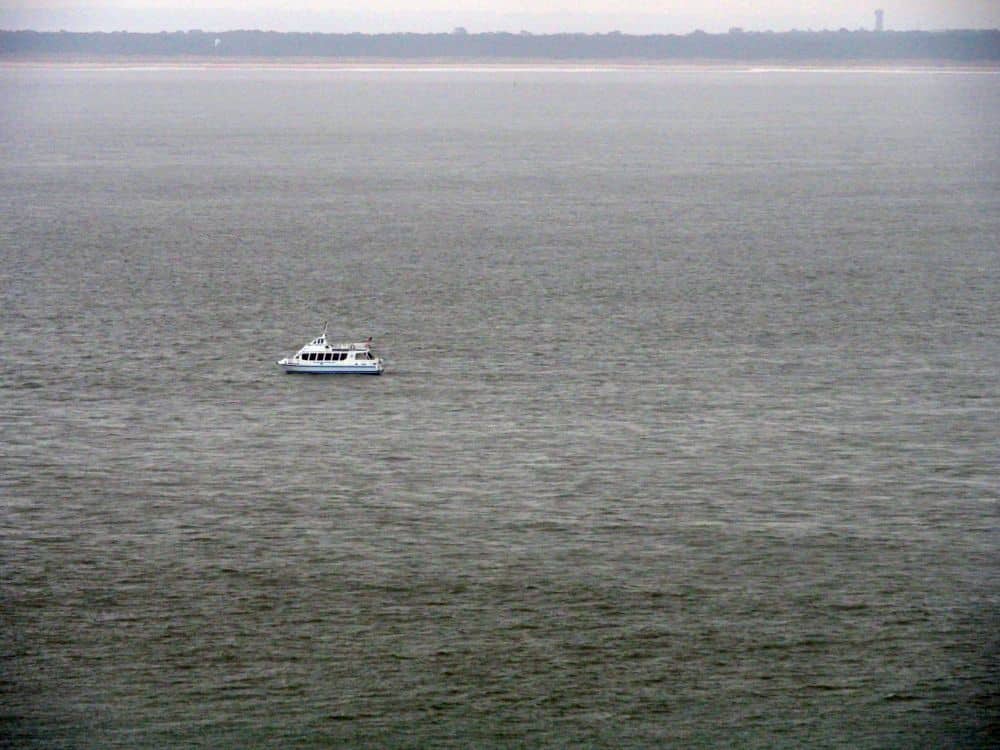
[277,325,384,375]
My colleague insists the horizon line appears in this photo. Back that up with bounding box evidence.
[4,27,1000,35]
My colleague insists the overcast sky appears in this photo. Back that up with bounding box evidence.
[1,1,998,33]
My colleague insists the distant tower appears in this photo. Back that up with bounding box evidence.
[874,9,884,32]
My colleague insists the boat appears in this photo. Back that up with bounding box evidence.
[277,324,384,375]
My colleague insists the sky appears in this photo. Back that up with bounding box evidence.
[1,1,998,34]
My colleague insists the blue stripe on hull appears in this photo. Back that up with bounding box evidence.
[282,367,382,375]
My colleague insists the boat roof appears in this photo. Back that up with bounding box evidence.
[302,335,370,350]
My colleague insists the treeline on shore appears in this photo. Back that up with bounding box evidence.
[1,28,998,61]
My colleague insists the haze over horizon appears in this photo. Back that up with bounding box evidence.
[1,1,999,34]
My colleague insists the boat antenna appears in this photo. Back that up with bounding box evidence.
[322,320,328,340]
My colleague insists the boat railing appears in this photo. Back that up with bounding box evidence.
[322,342,371,351]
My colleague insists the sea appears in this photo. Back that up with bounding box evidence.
[1,64,998,748]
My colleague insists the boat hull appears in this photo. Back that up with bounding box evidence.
[279,361,382,375]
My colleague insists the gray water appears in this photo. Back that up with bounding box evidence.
[1,66,998,748]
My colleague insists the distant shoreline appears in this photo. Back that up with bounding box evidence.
[3,29,998,64]
[2,57,998,72]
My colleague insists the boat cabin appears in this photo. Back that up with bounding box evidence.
[295,334,375,362]
[298,349,376,362]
